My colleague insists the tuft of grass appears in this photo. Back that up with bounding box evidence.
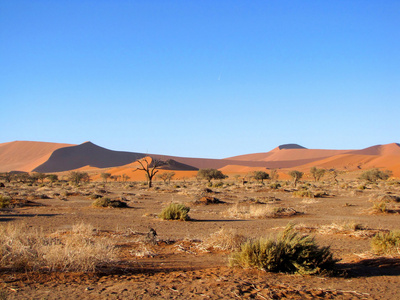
[204,229,248,251]
[159,203,190,221]
[371,230,400,255]
[370,194,400,203]
[0,223,115,272]
[293,190,314,198]
[372,201,388,213]
[229,224,338,275]
[227,204,300,219]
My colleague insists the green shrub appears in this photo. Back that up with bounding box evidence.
[229,224,338,275]
[213,182,224,188]
[360,168,392,182]
[270,183,281,189]
[371,230,400,255]
[159,203,190,221]
[198,169,227,182]
[0,195,11,208]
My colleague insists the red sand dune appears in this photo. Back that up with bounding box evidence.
[0,141,74,172]
[1,140,399,178]
[219,165,270,173]
[347,143,400,156]
[287,144,400,177]
[228,144,348,162]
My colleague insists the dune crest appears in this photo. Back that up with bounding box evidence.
[0,141,74,172]
[1,140,399,178]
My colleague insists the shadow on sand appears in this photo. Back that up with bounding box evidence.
[339,257,400,277]
[0,213,59,222]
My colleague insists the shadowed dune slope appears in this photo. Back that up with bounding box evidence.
[0,141,74,172]
[150,155,322,170]
[161,159,199,171]
[33,142,146,173]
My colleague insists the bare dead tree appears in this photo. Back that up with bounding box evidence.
[134,157,166,188]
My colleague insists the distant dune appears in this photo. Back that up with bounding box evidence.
[1,140,399,178]
[287,143,400,177]
[33,142,146,173]
[227,144,349,162]
[0,141,74,172]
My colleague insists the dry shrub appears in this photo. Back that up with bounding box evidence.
[159,203,190,221]
[0,223,115,272]
[72,222,95,235]
[293,190,314,198]
[370,194,400,203]
[371,231,400,255]
[92,197,128,208]
[204,229,248,251]
[194,196,224,205]
[0,195,11,208]
[313,191,329,198]
[230,224,338,275]
[372,201,388,213]
[227,204,300,219]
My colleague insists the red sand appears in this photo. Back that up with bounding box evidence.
[1,141,399,178]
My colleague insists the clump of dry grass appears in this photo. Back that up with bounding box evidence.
[227,204,300,219]
[92,197,128,208]
[292,190,314,198]
[318,221,365,235]
[0,223,115,272]
[295,222,379,239]
[203,228,248,251]
[372,201,389,213]
[375,194,400,202]
[159,203,190,221]
[301,198,319,204]
[371,230,400,255]
[368,193,400,214]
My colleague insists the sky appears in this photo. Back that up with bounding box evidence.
[1,0,399,158]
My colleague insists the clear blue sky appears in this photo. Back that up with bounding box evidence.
[1,1,399,158]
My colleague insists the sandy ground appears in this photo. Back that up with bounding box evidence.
[1,179,400,299]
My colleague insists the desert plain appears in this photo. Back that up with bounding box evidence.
[0,141,399,299]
